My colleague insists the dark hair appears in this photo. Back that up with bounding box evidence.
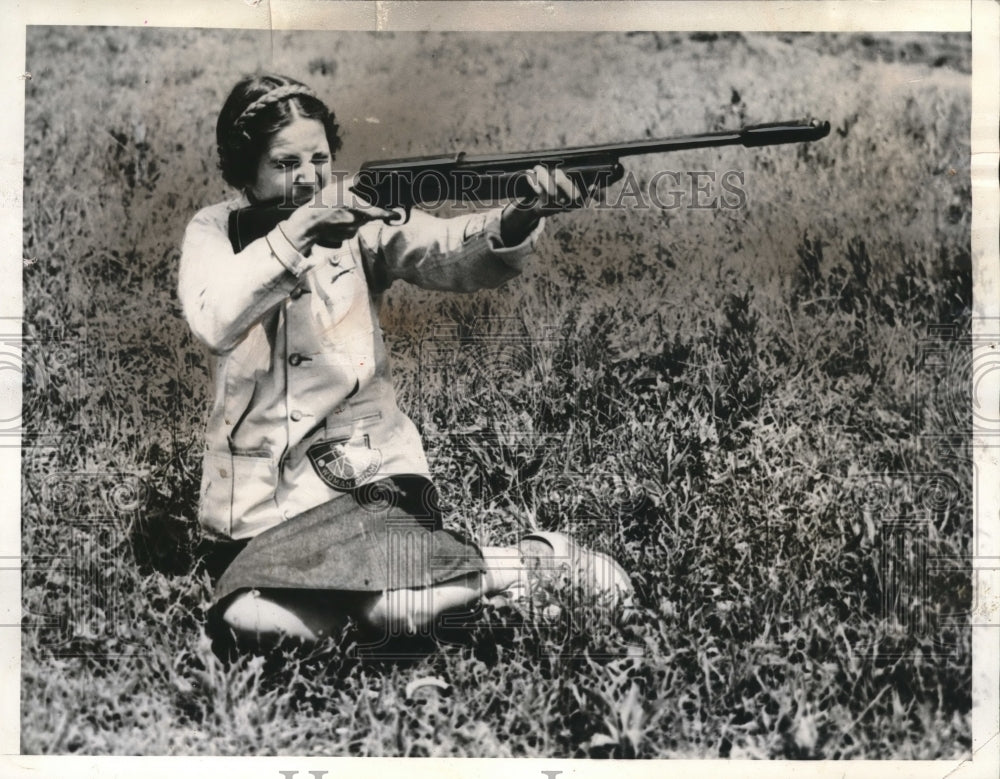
[216,74,343,190]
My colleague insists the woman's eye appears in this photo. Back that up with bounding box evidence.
[276,159,298,169]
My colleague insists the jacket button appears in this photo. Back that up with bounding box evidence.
[290,286,308,300]
[289,353,305,367]
[290,410,303,422]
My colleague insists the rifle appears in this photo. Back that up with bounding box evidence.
[228,118,830,252]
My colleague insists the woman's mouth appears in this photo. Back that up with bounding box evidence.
[290,184,318,204]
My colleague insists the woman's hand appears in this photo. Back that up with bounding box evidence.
[280,177,395,254]
[499,164,589,247]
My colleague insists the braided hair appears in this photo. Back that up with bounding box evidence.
[216,74,343,190]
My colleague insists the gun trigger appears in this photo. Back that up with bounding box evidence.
[386,206,410,225]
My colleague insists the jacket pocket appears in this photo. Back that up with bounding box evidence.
[200,451,279,538]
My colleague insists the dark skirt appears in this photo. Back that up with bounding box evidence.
[214,476,486,603]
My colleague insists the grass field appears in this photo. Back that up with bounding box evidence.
[19,28,972,757]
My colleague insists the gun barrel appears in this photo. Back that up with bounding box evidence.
[359,118,830,174]
[739,118,831,147]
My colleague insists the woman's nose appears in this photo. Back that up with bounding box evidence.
[294,164,325,189]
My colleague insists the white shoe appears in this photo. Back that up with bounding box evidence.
[516,531,634,609]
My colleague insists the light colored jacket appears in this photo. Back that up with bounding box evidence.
[178,195,542,539]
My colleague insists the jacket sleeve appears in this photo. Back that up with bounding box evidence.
[178,202,310,353]
[359,207,544,295]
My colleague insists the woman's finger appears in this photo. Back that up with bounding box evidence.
[350,203,396,222]
[323,207,359,225]
[525,166,545,197]
[538,166,561,203]
[552,168,582,205]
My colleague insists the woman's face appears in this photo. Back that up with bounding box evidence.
[248,115,331,203]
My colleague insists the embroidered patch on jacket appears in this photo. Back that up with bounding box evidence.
[307,435,383,491]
